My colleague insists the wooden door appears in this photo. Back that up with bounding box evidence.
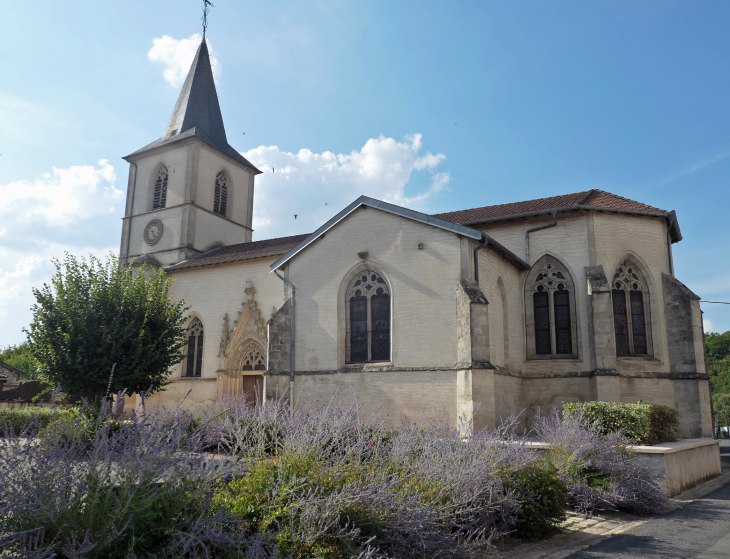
[242,375,263,406]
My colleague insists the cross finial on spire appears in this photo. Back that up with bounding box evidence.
[202,0,214,38]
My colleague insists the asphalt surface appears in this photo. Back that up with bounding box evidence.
[568,439,730,559]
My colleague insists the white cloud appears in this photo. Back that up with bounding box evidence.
[0,160,122,229]
[243,134,450,240]
[704,319,715,333]
[0,161,124,345]
[148,34,221,88]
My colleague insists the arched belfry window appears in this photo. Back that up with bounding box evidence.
[213,171,228,216]
[612,260,651,356]
[525,256,577,358]
[152,165,169,210]
[346,270,390,363]
[184,318,204,377]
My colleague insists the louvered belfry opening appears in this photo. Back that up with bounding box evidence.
[153,165,169,210]
[213,171,228,216]
[346,270,390,363]
[611,260,650,356]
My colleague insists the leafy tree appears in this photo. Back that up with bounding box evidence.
[27,253,189,399]
[0,342,44,380]
[706,331,730,397]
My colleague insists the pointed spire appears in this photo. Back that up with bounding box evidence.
[164,38,227,146]
[125,36,260,174]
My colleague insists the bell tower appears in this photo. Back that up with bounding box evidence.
[119,38,261,267]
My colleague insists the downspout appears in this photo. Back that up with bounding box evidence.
[473,234,488,285]
[525,210,557,265]
[273,268,296,416]
[123,162,138,266]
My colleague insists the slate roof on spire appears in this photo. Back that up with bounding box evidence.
[124,38,261,174]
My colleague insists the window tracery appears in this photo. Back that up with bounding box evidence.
[526,256,575,357]
[346,270,390,363]
[241,343,266,371]
[611,260,650,356]
[152,165,169,210]
[213,171,228,216]
[184,318,204,377]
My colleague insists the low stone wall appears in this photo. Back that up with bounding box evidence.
[523,438,721,496]
[632,438,721,496]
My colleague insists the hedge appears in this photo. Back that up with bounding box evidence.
[562,401,679,445]
[0,407,78,437]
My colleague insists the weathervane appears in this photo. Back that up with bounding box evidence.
[202,0,214,37]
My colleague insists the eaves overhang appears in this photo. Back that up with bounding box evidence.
[270,196,483,271]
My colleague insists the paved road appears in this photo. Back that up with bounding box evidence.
[569,440,730,559]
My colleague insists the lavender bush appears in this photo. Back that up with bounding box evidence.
[1,391,669,558]
[0,395,277,558]
[209,396,560,558]
[533,409,669,515]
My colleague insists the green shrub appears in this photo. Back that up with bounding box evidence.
[0,407,78,436]
[563,402,678,445]
[505,463,567,539]
[37,410,89,449]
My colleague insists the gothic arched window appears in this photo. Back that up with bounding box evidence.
[612,260,651,356]
[346,270,390,363]
[184,318,204,377]
[152,165,169,210]
[525,256,577,358]
[213,171,228,216]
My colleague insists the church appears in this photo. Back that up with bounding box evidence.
[119,37,712,438]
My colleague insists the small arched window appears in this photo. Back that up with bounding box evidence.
[525,256,576,357]
[213,171,228,216]
[152,165,169,210]
[184,318,204,377]
[346,270,390,363]
[612,260,651,356]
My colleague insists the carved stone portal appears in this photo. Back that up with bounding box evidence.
[216,283,267,402]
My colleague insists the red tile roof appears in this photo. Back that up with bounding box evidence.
[166,233,310,270]
[433,189,665,225]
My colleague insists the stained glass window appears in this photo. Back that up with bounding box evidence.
[153,165,168,210]
[528,256,575,357]
[185,318,204,377]
[611,260,651,356]
[534,290,551,355]
[347,270,390,363]
[554,285,572,354]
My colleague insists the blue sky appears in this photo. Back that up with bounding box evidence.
[1,0,730,344]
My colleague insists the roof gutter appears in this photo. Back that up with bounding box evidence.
[525,210,557,265]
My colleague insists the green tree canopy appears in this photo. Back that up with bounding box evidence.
[0,342,43,380]
[27,253,189,398]
[706,331,730,397]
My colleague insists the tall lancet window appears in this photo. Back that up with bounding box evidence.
[152,165,169,210]
[184,318,204,377]
[525,255,577,358]
[346,270,390,363]
[213,171,228,216]
[611,260,651,356]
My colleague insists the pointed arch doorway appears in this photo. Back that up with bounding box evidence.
[216,284,268,406]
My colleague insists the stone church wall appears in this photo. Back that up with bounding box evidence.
[288,206,464,371]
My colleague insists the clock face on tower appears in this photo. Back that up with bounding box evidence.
[144,219,164,246]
